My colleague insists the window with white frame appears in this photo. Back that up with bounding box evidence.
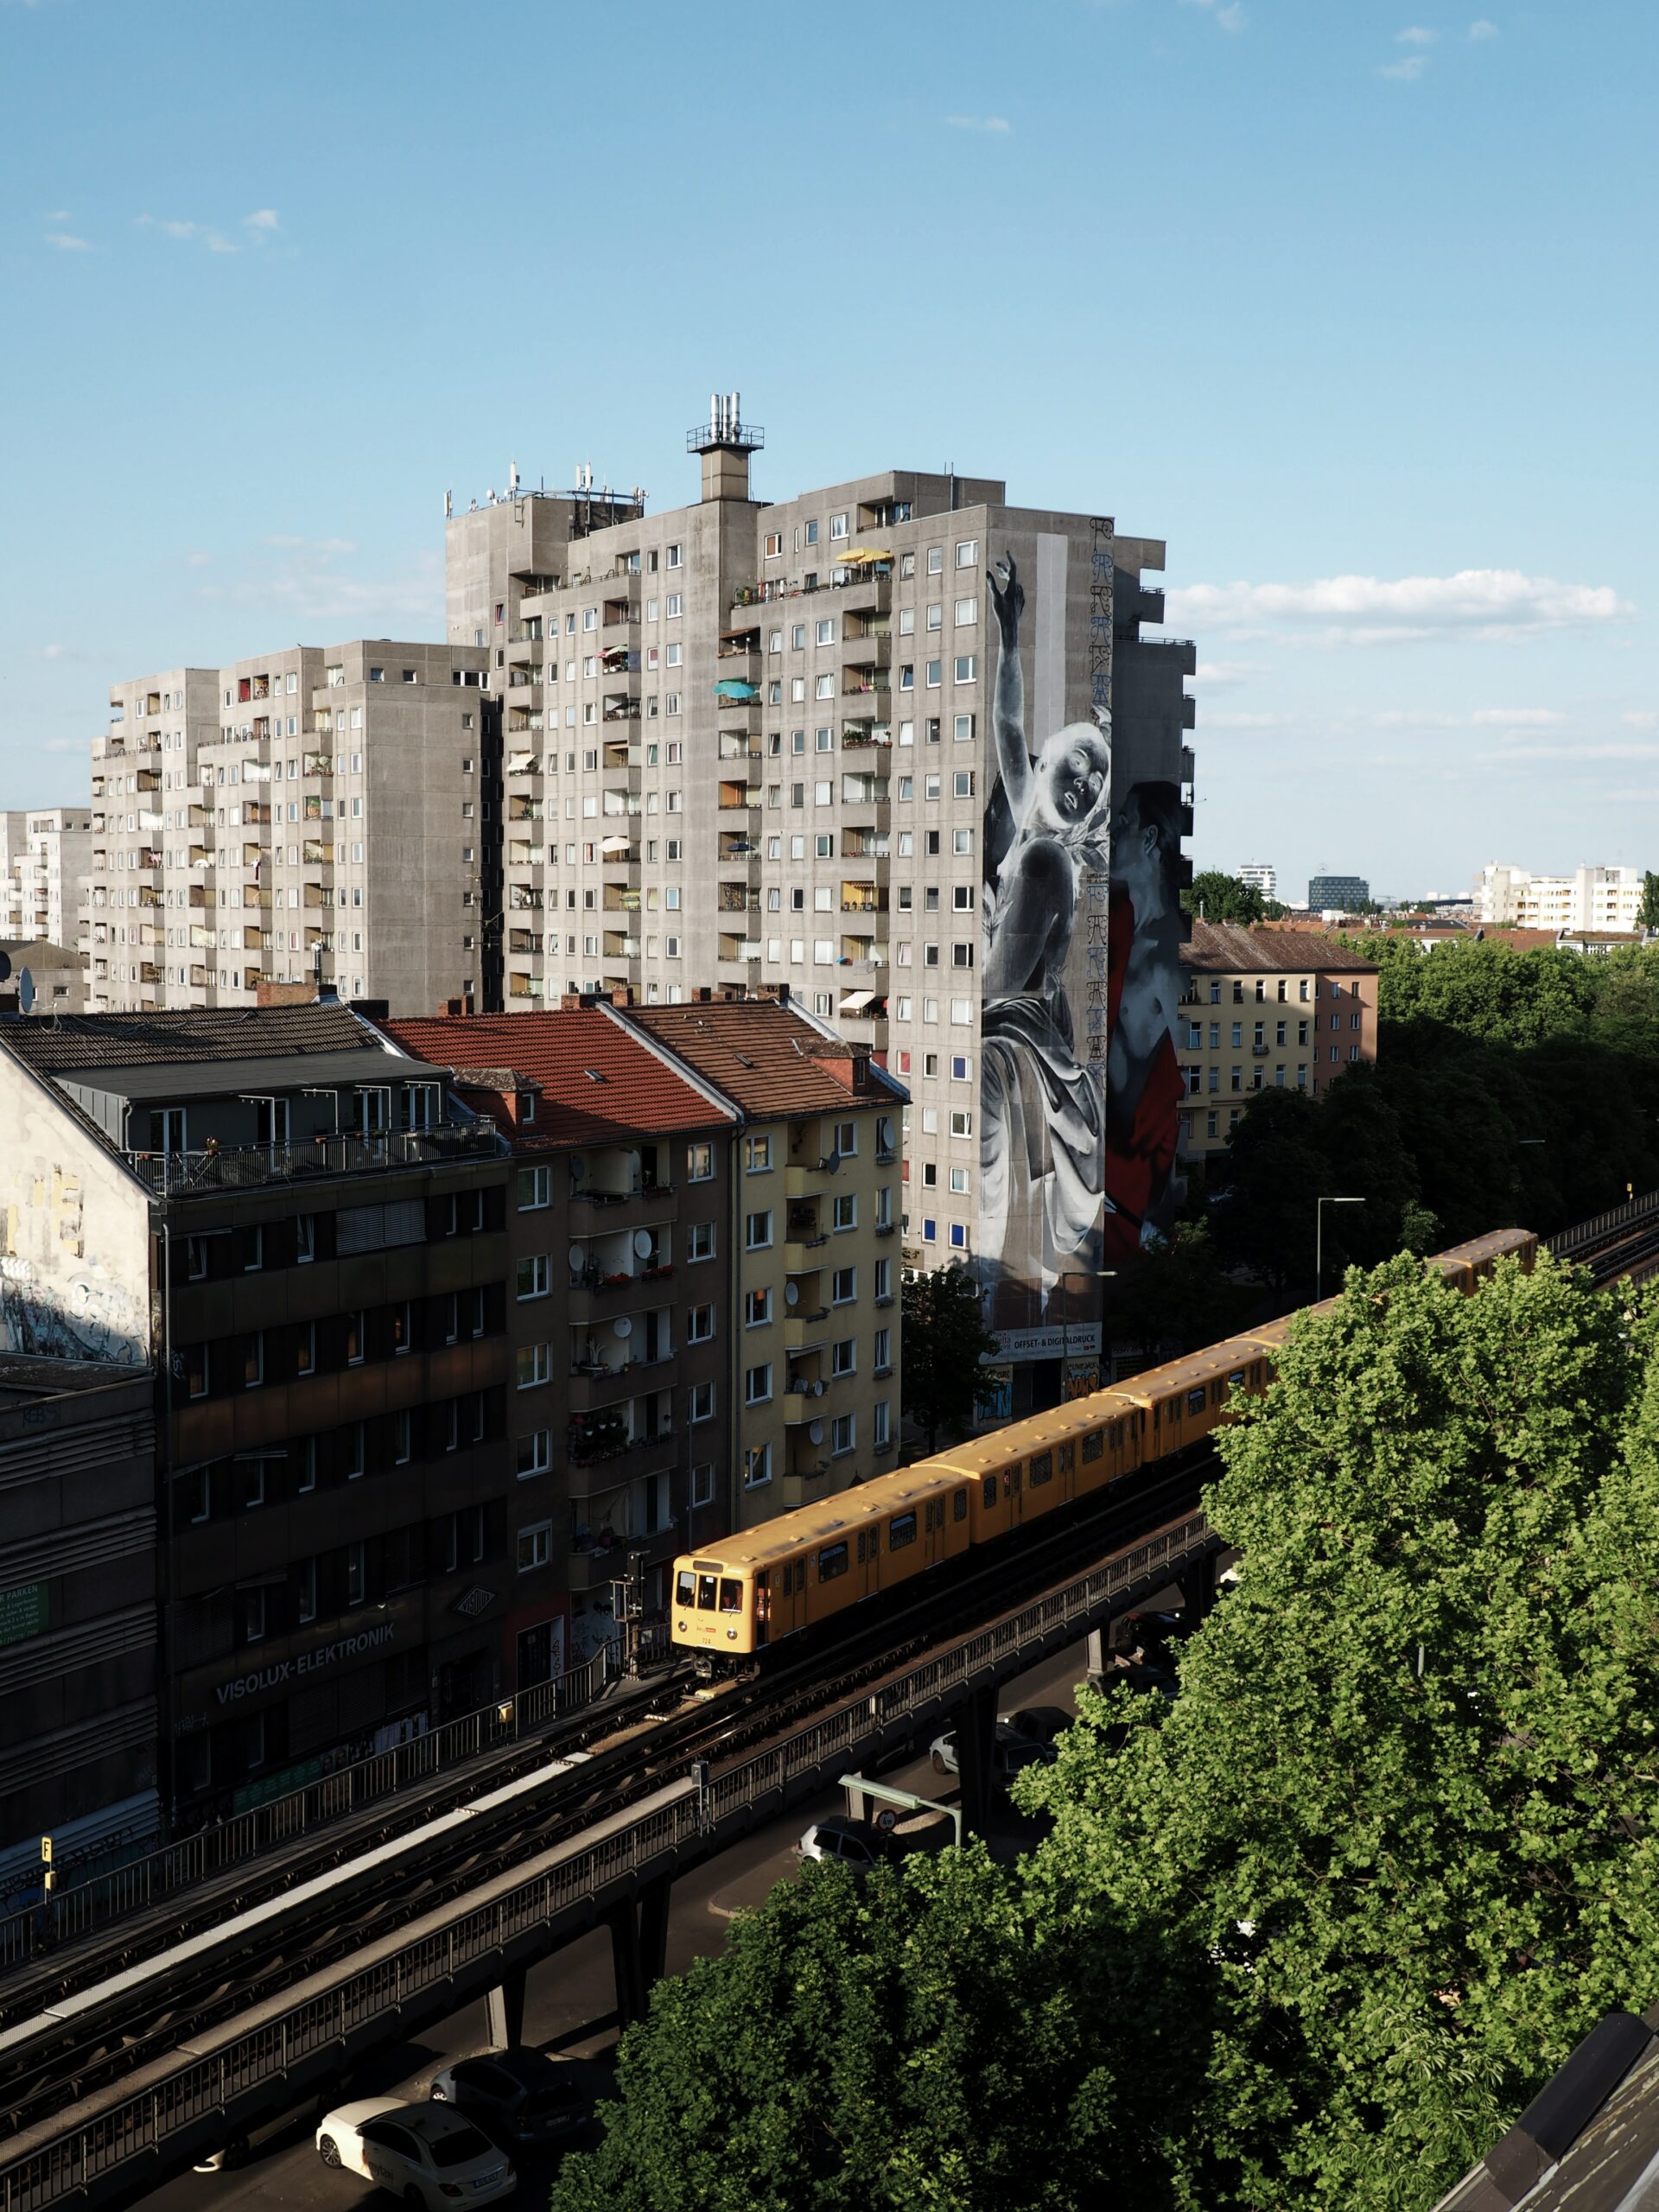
[516,1430,551,1478]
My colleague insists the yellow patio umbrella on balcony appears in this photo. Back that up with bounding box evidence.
[839,548,892,565]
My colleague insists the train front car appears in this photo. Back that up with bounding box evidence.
[671,1553,758,1665]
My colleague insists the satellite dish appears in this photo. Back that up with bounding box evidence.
[0,951,10,982]
[569,1155,586,1180]
[785,1281,799,1306]
[17,969,34,1015]
[613,1316,632,1338]
[632,1229,653,1258]
[809,1421,824,1444]
[819,1153,841,1174]
[568,1243,586,1274]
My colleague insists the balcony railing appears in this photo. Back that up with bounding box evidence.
[125,1121,499,1198]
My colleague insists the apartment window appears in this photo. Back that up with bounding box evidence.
[955,538,979,569]
[517,1522,552,1573]
[296,1319,316,1377]
[744,1442,772,1489]
[665,545,683,570]
[242,1332,265,1389]
[745,1287,772,1326]
[746,1210,773,1249]
[747,1133,772,1172]
[692,1462,716,1506]
[831,1412,855,1455]
[345,1310,366,1366]
[344,1422,366,1478]
[296,1557,318,1624]
[518,1164,550,1210]
[393,1408,412,1464]
[875,1256,893,1300]
[516,1429,552,1478]
[241,1586,266,1645]
[745,1363,773,1406]
[832,1337,856,1377]
[516,1341,551,1389]
[688,1220,715,1262]
[689,1303,715,1343]
[832,1264,856,1303]
[925,661,942,689]
[954,656,978,684]
[690,1381,715,1423]
[517,1254,550,1301]
[686,1141,714,1181]
[832,1193,857,1231]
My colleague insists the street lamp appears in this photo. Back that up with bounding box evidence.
[1315,1197,1364,1303]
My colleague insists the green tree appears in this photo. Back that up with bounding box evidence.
[1184,870,1268,925]
[1116,1218,1254,1351]
[549,1847,1179,2212]
[1021,1253,1659,2210]
[899,1264,1001,1452]
[1639,869,1659,933]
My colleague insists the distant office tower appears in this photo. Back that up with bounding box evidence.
[1472,861,1643,933]
[86,644,493,1014]
[1236,861,1276,899]
[447,403,1197,1405]
[1308,874,1370,912]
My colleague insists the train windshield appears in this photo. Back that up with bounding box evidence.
[697,1574,718,1611]
[676,1569,696,1608]
[719,1579,743,1613]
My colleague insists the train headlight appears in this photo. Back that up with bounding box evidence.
[677,1620,688,1633]
[727,1629,738,1640]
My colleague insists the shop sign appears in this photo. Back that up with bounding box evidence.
[213,1618,396,1707]
[0,1582,48,1648]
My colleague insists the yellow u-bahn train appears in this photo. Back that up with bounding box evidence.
[671,1229,1536,1668]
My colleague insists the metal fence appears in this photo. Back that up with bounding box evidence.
[0,1513,1210,2211]
[1547,1187,1659,1261]
[124,1122,500,1198]
[0,1642,618,1975]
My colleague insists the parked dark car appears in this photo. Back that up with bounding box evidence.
[428,2050,587,2145]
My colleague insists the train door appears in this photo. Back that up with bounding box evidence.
[855,1522,879,1596]
[754,1570,772,1649]
[1003,1458,1024,1529]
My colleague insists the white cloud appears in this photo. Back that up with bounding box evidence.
[1485,743,1659,764]
[243,207,280,232]
[40,643,66,659]
[1192,658,1261,688]
[945,114,1011,134]
[199,539,442,631]
[1623,710,1659,730]
[1166,568,1632,645]
[1469,708,1565,727]
[1381,52,1429,79]
[139,213,238,253]
[1467,17,1499,38]
[1397,24,1440,41]
[1205,710,1281,728]
[1181,0,1246,27]
[45,207,69,220]
[44,231,92,251]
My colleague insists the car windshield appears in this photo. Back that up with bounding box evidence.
[429,2127,493,2168]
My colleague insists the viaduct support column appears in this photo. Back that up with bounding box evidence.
[485,1970,526,2052]
[608,1874,674,2030]
[953,1683,999,1835]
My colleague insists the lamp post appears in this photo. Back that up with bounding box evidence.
[1315,1197,1364,1303]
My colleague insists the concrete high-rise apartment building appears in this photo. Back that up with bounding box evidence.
[447,403,1195,1407]
[0,804,92,950]
[1473,861,1645,934]
[86,642,493,1017]
[1236,861,1276,899]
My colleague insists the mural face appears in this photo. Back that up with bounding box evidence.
[1101,777,1186,1264]
[979,554,1113,1328]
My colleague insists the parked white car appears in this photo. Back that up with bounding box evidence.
[315,2097,516,2208]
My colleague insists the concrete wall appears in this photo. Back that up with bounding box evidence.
[0,1054,152,1363]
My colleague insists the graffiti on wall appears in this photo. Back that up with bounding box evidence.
[0,1153,148,1363]
[979,553,1113,1328]
[1101,776,1187,1263]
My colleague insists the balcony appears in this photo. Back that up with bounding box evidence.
[717,934,760,964]
[302,752,334,778]
[124,1118,499,1197]
[784,1240,827,1274]
[505,751,541,777]
[510,887,545,912]
[602,599,640,627]
[508,971,546,1000]
[600,839,640,873]
[783,1384,830,1427]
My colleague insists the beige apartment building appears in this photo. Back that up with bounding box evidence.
[1473,861,1645,934]
[622,993,905,1525]
[86,642,491,1016]
[1177,923,1379,1162]
[1,804,93,950]
[447,404,1194,1393]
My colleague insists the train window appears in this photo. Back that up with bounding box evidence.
[676,1568,696,1608]
[856,1531,868,1564]
[1029,1451,1052,1485]
[1058,1442,1074,1473]
[719,1580,743,1613]
[817,1541,849,1581]
[1083,1428,1103,1460]
[696,1574,718,1611]
[982,1477,997,1507]
[889,1511,918,1550]
[1228,1370,1245,1390]
[1186,1388,1205,1414]
[955,1488,968,1521]
[1004,1465,1022,1495]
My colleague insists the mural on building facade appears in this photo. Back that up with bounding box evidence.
[1101,775,1186,1264]
[980,554,1113,1326]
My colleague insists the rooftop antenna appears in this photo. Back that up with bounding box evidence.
[443,488,453,519]
[508,461,519,496]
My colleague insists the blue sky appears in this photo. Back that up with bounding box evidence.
[3,0,1654,900]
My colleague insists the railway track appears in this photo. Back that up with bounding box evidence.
[0,1459,1206,2142]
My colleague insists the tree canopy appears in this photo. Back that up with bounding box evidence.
[899,1263,1002,1453]
[1182,870,1288,925]
[553,1255,1659,2212]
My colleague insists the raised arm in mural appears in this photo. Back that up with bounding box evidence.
[983,555,1111,1000]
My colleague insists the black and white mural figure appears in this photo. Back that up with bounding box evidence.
[980,554,1113,1321]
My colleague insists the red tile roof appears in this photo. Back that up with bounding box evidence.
[626,998,902,1119]
[1183,921,1378,975]
[378,1009,730,1152]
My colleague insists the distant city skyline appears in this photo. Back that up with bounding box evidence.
[3,0,1655,892]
